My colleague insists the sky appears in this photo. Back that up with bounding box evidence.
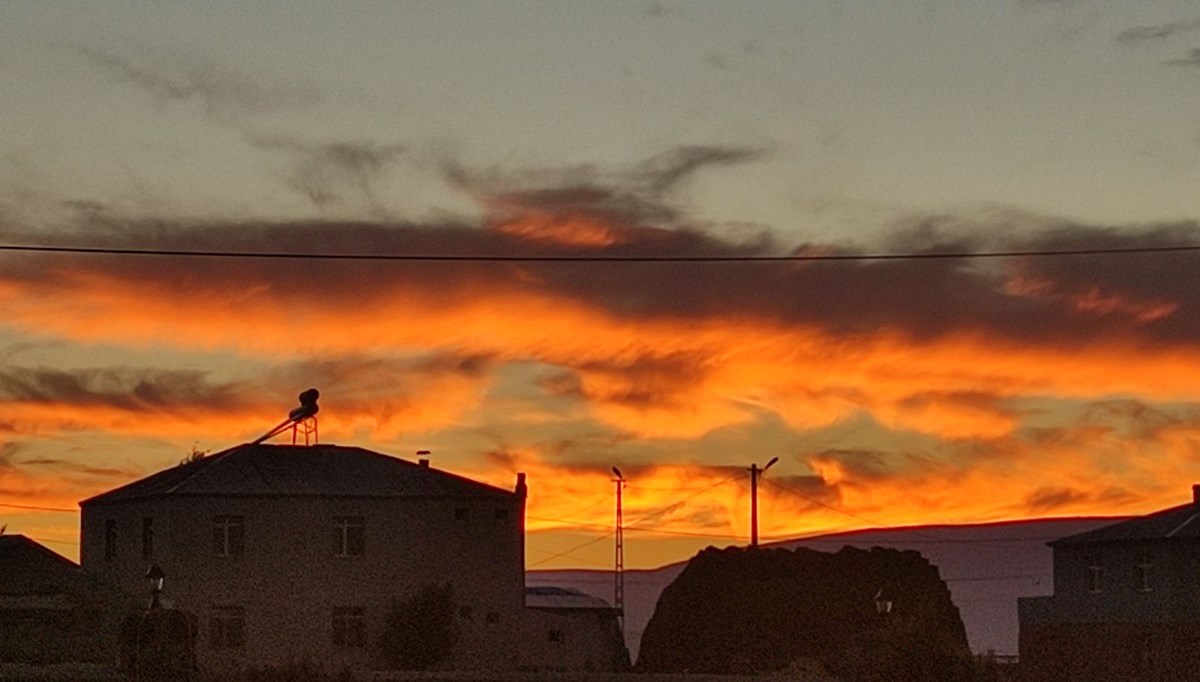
[4,0,1200,570]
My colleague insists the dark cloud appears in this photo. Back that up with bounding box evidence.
[1115,19,1200,43]
[247,135,405,210]
[0,367,247,412]
[449,144,765,228]
[7,183,1200,352]
[703,53,731,70]
[0,442,22,469]
[1164,48,1200,66]
[1024,485,1088,513]
[77,46,322,122]
[17,458,137,479]
[808,448,909,481]
[637,145,763,195]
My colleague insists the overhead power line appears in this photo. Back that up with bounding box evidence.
[3,243,1200,262]
[526,472,744,567]
[0,502,77,513]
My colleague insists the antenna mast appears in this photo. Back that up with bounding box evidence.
[612,466,626,630]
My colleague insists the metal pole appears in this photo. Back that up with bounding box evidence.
[615,477,624,621]
[750,462,759,548]
[611,467,626,631]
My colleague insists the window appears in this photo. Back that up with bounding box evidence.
[333,516,365,557]
[548,628,564,643]
[454,507,469,521]
[1136,551,1153,592]
[212,515,244,557]
[1087,557,1103,594]
[332,607,365,648]
[494,508,509,521]
[141,517,154,560]
[210,606,245,649]
[104,520,117,562]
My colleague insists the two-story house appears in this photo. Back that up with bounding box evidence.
[79,443,530,674]
[1019,484,1200,681]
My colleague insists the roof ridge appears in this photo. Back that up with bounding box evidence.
[161,444,241,494]
[1167,509,1200,538]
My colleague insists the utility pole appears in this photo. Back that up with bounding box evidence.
[749,457,778,547]
[611,466,626,629]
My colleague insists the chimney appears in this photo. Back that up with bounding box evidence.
[418,459,429,469]
[515,472,527,497]
[1193,484,1200,505]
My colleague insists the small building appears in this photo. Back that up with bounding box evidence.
[80,443,529,674]
[1019,485,1200,681]
[522,586,629,672]
[0,534,131,664]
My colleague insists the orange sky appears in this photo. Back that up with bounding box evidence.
[5,182,1200,569]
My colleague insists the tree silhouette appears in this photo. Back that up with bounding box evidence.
[378,584,458,670]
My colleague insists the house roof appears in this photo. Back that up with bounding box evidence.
[525,585,616,610]
[81,443,516,505]
[1050,499,1200,547]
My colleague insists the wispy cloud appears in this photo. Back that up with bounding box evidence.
[247,134,405,211]
[1164,48,1200,67]
[77,46,322,122]
[1115,18,1200,43]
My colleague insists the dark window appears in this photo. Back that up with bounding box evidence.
[141,517,154,560]
[212,515,244,557]
[104,520,117,562]
[332,607,365,648]
[1087,557,1103,594]
[454,507,469,521]
[548,628,564,643]
[1136,551,1153,592]
[494,508,508,521]
[485,611,499,624]
[333,516,365,557]
[210,606,245,649]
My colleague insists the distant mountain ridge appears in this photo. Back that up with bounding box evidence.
[527,516,1124,662]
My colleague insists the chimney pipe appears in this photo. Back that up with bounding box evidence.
[418,459,429,468]
[1193,484,1199,505]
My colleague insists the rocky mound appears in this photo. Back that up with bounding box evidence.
[637,545,973,681]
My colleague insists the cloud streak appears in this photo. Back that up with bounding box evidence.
[77,46,322,122]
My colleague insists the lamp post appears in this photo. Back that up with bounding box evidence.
[145,565,165,610]
[749,457,778,548]
[874,588,893,615]
[611,466,626,629]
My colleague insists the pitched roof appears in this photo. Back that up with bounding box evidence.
[0,534,79,571]
[1050,500,1200,547]
[525,585,616,610]
[81,443,515,505]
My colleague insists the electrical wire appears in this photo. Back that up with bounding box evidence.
[526,472,743,567]
[0,502,77,513]
[4,242,1200,262]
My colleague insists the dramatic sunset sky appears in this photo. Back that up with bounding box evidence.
[4,1,1200,569]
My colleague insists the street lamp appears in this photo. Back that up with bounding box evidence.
[611,467,626,630]
[749,457,779,548]
[146,565,165,610]
[874,588,893,615]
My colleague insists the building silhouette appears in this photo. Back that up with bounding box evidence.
[1019,484,1200,681]
[79,442,622,674]
[0,534,130,664]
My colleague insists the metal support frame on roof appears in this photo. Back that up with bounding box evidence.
[253,388,320,446]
